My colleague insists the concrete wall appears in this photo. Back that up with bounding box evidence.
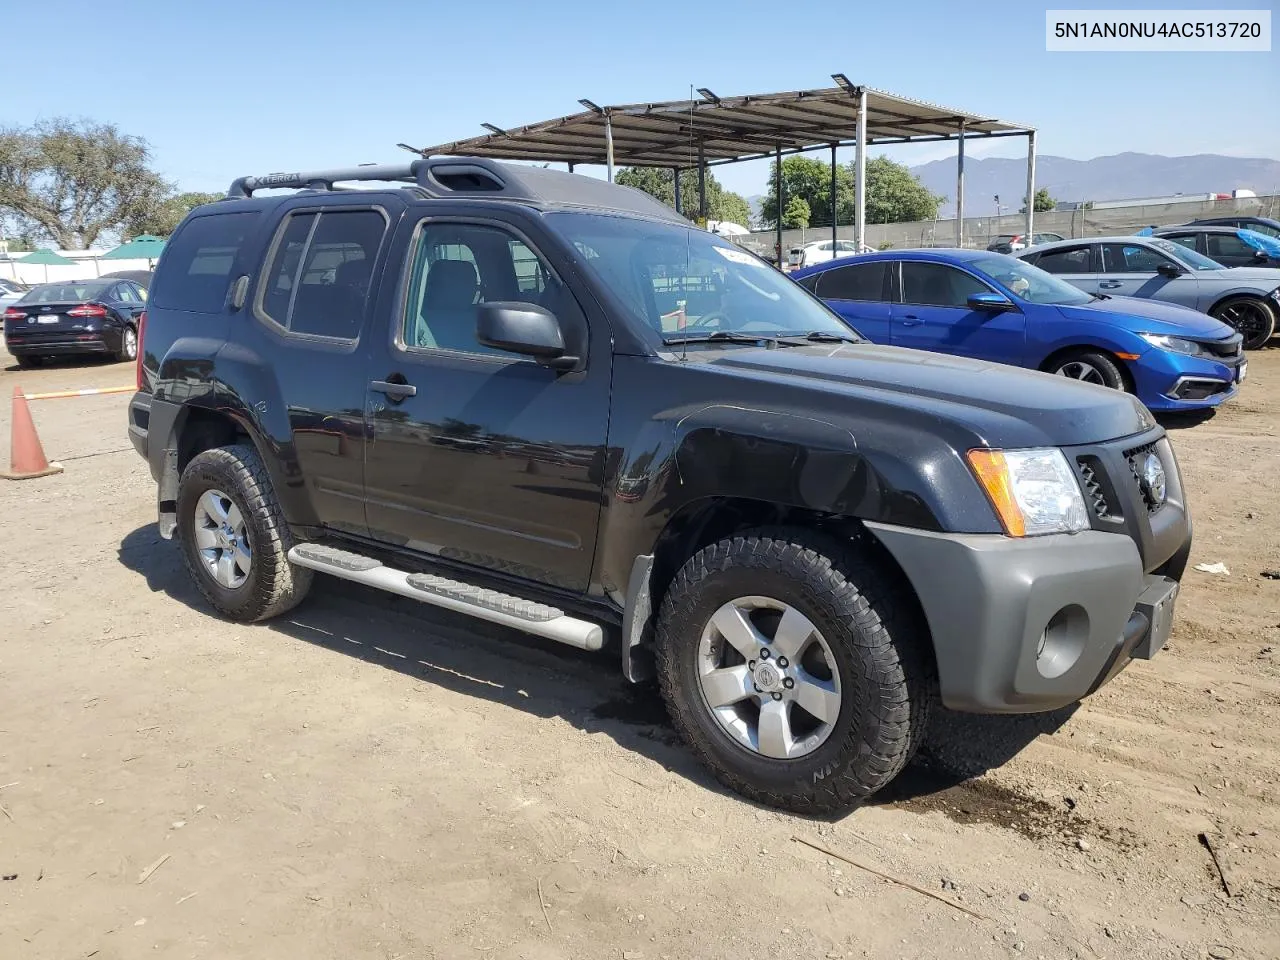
[743,194,1280,254]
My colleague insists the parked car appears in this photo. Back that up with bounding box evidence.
[1187,215,1280,240]
[1149,225,1280,269]
[0,278,30,309]
[129,157,1191,813]
[986,232,1065,254]
[1018,236,1280,349]
[792,250,1244,412]
[786,238,871,269]
[3,278,146,367]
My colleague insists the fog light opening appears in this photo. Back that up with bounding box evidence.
[1036,605,1089,679]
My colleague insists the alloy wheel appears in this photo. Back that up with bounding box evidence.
[193,488,252,589]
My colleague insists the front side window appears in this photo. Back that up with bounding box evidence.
[1101,243,1172,274]
[900,262,992,308]
[402,222,563,356]
[1207,232,1254,258]
[1161,233,1198,252]
[258,209,386,340]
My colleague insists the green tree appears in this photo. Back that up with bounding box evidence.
[1020,188,1056,214]
[125,191,223,238]
[761,155,854,230]
[615,166,753,227]
[0,118,172,249]
[781,197,811,229]
[856,156,944,224]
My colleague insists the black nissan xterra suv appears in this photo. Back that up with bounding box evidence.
[128,158,1191,812]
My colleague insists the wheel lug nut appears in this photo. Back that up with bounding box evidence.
[748,660,756,669]
[777,656,788,668]
[759,649,770,660]
[771,692,783,701]
[783,677,794,689]
[753,684,762,693]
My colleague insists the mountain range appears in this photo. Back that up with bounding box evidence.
[745,153,1280,221]
[911,152,1280,217]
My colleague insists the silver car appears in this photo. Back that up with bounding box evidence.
[1018,235,1280,350]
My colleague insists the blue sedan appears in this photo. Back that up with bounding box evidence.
[791,249,1246,413]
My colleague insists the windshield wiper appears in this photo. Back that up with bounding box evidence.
[774,330,863,346]
[663,331,780,347]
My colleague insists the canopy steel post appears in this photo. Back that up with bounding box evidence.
[604,112,615,182]
[697,144,707,222]
[955,120,966,247]
[1025,130,1037,244]
[775,144,783,268]
[830,144,838,250]
[568,162,575,173]
[673,168,682,216]
[854,88,867,251]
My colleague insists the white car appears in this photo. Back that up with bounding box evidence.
[786,239,872,269]
[0,278,30,309]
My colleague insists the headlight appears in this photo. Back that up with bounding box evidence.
[1139,333,1207,357]
[966,448,1090,536]
[1269,286,1280,302]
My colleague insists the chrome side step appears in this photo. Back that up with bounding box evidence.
[287,544,604,651]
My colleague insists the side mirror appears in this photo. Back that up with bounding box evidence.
[967,291,1014,312]
[1253,249,1269,262]
[476,302,577,370]
[1156,262,1184,278]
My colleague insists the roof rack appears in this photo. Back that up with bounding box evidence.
[225,155,686,223]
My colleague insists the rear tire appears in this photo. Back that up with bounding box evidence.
[1049,349,1127,391]
[115,324,138,362]
[176,444,312,622]
[1210,296,1275,350]
[655,529,933,813]
[14,354,40,369]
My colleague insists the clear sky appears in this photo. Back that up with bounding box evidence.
[4,0,1277,200]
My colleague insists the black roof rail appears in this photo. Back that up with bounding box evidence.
[225,156,686,223]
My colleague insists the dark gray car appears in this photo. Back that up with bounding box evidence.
[1019,235,1280,349]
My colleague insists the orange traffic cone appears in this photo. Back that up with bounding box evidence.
[1,386,63,480]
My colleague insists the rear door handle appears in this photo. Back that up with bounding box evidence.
[370,379,417,400]
[899,316,922,326]
[1099,281,1123,289]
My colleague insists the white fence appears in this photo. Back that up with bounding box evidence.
[1,250,155,286]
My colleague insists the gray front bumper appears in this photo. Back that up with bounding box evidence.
[866,522,1180,714]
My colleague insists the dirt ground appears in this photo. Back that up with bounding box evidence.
[1,345,1277,960]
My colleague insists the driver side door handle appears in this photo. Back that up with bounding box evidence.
[370,379,417,401]
[1099,281,1124,289]
[899,316,922,327]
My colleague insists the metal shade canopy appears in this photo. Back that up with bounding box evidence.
[406,78,1038,259]
[102,234,166,260]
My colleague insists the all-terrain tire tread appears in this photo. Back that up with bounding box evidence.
[178,444,312,623]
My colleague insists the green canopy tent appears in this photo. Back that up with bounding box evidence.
[102,234,166,268]
[18,248,76,283]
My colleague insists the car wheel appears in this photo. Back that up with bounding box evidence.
[116,324,138,362]
[1211,296,1276,350]
[14,354,41,369]
[655,529,933,813]
[1051,350,1127,390]
[176,444,313,622]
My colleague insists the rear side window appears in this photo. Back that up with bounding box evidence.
[819,261,887,301]
[1162,233,1198,252]
[1033,246,1092,274]
[151,212,257,312]
[257,209,387,341]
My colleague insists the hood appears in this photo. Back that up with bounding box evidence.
[1057,295,1232,338]
[1219,266,1280,283]
[703,343,1151,448]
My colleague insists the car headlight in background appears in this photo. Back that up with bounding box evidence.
[1269,285,1280,302]
[967,448,1090,536]
[1139,333,1208,358]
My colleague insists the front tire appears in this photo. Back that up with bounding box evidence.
[655,530,932,813]
[1211,296,1275,350]
[14,354,40,369]
[1050,349,1127,390]
[176,444,312,622]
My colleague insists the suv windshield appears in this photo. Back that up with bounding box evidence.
[1151,237,1224,271]
[547,212,857,343]
[967,254,1095,305]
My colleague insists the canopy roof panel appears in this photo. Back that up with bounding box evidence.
[410,82,1034,168]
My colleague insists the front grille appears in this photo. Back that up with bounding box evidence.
[1124,441,1163,514]
[1204,333,1243,359]
[1076,457,1114,519]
